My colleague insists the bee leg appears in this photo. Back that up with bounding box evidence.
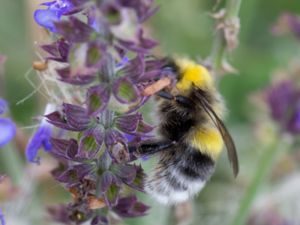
[156,90,174,100]
[156,90,194,108]
[128,141,175,159]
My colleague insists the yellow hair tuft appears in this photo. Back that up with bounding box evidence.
[175,59,213,93]
[190,128,223,160]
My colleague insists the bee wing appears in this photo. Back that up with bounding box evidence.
[196,94,239,177]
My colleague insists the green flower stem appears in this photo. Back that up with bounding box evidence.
[1,144,24,185]
[225,0,242,19]
[229,135,292,225]
[210,0,242,73]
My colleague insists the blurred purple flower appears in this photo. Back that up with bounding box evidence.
[266,80,300,134]
[0,208,5,225]
[25,104,55,163]
[273,13,300,40]
[0,118,16,148]
[0,99,7,115]
[25,122,52,163]
[34,0,75,32]
[286,14,300,39]
[0,99,16,148]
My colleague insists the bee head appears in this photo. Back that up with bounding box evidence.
[173,58,214,94]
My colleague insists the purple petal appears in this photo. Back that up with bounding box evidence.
[48,0,74,15]
[63,103,91,131]
[101,1,122,25]
[115,113,141,133]
[87,85,110,115]
[287,14,300,39]
[0,208,5,225]
[0,99,7,115]
[113,195,150,218]
[0,118,16,148]
[34,9,60,32]
[137,29,158,49]
[113,164,137,183]
[86,42,104,67]
[25,123,52,163]
[104,129,126,147]
[137,120,154,133]
[266,81,296,121]
[40,1,56,7]
[56,67,96,85]
[55,164,92,186]
[41,39,70,62]
[287,104,300,133]
[55,17,94,43]
[92,126,104,146]
[112,77,140,104]
[116,56,129,68]
[91,216,109,225]
[118,0,158,23]
[50,138,78,160]
[46,111,74,130]
[121,54,145,81]
[100,171,114,193]
[127,164,145,191]
[77,133,101,159]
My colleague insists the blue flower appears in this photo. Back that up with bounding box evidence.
[0,118,16,148]
[34,0,74,32]
[25,104,55,163]
[0,99,16,148]
[25,122,52,163]
[0,208,5,225]
[116,56,129,68]
[0,98,7,115]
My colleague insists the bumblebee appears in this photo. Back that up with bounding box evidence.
[130,58,239,204]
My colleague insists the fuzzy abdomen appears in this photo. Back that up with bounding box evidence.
[145,144,215,204]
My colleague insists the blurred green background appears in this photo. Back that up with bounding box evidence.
[1,0,300,225]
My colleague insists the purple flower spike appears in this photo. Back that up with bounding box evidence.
[0,118,16,148]
[266,80,300,134]
[266,81,295,122]
[34,0,75,32]
[25,104,54,163]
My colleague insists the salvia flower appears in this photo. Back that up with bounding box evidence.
[266,80,300,134]
[0,99,16,148]
[25,103,54,163]
[31,0,165,223]
[273,13,300,40]
[34,0,76,32]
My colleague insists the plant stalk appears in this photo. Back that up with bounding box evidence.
[229,135,292,225]
[209,0,242,73]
